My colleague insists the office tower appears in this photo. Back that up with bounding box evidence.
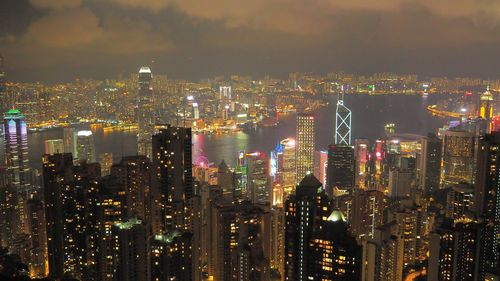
[152,125,193,232]
[137,66,155,158]
[112,218,149,281]
[362,224,404,281]
[445,183,473,220]
[245,152,270,204]
[280,138,296,195]
[296,113,315,182]
[385,123,396,135]
[354,139,370,188]
[335,94,352,146]
[371,139,388,188]
[428,220,484,281]
[492,116,500,132]
[3,109,30,238]
[63,127,77,156]
[192,102,200,119]
[388,168,413,198]
[99,152,113,176]
[480,87,494,133]
[474,133,500,276]
[151,232,192,281]
[441,129,476,188]
[219,85,232,100]
[309,211,361,281]
[418,133,442,194]
[0,166,18,250]
[350,189,386,241]
[76,130,96,163]
[111,156,151,221]
[44,139,64,155]
[326,144,355,194]
[284,174,333,281]
[313,150,328,187]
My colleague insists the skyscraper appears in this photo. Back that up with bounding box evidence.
[441,129,476,188]
[3,109,30,237]
[151,232,192,281]
[296,113,315,181]
[474,133,500,276]
[245,152,270,204]
[480,87,494,133]
[137,66,154,158]
[76,130,96,163]
[280,138,297,195]
[354,139,370,189]
[152,125,193,232]
[284,174,333,281]
[335,94,352,146]
[326,144,355,193]
[418,133,442,194]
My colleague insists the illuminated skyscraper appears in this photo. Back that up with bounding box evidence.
[219,86,232,100]
[313,150,328,187]
[480,87,494,133]
[137,66,154,158]
[151,232,192,281]
[445,183,473,220]
[76,130,96,163]
[354,139,370,188]
[474,133,500,276]
[335,94,352,146]
[441,129,476,188]
[280,138,296,195]
[3,109,30,237]
[152,125,193,232]
[99,152,113,176]
[296,113,315,181]
[284,174,333,281]
[245,152,270,204]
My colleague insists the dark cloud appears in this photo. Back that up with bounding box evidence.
[2,0,500,82]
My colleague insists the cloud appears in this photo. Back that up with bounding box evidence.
[30,0,82,9]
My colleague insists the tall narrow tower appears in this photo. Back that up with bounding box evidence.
[335,94,352,146]
[480,86,494,133]
[137,66,154,158]
[296,113,315,182]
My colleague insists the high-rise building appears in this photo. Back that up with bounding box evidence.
[26,197,48,278]
[284,174,333,281]
[296,113,315,181]
[137,66,155,158]
[445,183,473,220]
[313,150,328,187]
[480,87,494,133]
[326,144,354,194]
[474,133,500,276]
[418,133,442,194]
[63,127,77,156]
[388,168,413,198]
[111,156,151,222]
[362,223,404,281]
[76,130,96,163]
[245,152,270,204]
[44,139,64,155]
[219,86,232,100]
[350,189,386,241]
[428,220,485,281]
[152,125,193,232]
[441,129,476,188]
[354,139,370,188]
[280,138,297,195]
[335,94,352,146]
[112,218,149,281]
[3,109,31,238]
[309,211,362,281]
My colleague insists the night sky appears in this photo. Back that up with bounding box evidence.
[2,0,500,82]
